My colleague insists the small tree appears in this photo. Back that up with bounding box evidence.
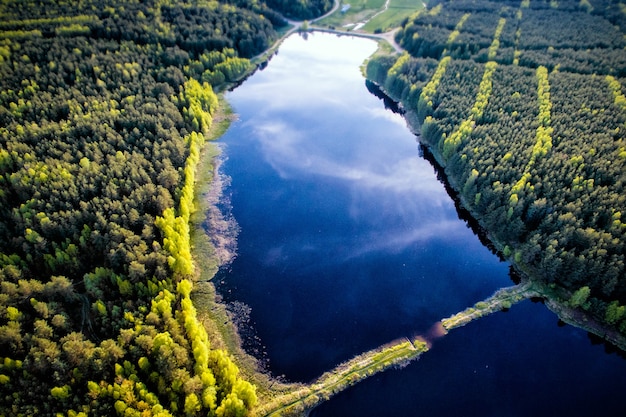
[569,286,590,309]
[184,393,201,416]
[50,385,71,401]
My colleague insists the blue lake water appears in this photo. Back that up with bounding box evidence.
[215,32,626,415]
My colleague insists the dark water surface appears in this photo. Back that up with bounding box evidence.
[215,33,626,415]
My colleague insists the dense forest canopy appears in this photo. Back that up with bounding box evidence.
[0,0,329,416]
[367,0,626,340]
[264,0,333,19]
[3,0,626,414]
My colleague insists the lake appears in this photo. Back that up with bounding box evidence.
[214,32,626,416]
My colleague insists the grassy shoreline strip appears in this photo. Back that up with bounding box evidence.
[441,282,540,331]
[254,281,542,417]
[154,78,260,415]
[253,338,428,417]
[189,97,304,407]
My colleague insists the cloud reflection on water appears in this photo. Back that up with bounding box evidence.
[249,117,456,224]
[227,33,480,268]
[260,216,467,271]
[219,33,513,383]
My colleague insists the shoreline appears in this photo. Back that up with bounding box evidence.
[189,97,305,402]
[190,5,410,390]
[190,7,626,415]
[186,6,407,404]
[364,76,626,353]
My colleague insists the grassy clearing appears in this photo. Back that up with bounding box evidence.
[363,0,425,32]
[316,0,386,29]
[317,0,424,32]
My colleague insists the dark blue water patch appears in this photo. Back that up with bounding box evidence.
[213,31,626,413]
[219,233,508,381]
[215,32,511,382]
[311,299,626,417]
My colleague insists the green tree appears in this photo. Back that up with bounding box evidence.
[569,286,591,309]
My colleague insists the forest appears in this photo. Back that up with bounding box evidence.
[3,0,626,414]
[0,0,331,416]
[367,0,626,340]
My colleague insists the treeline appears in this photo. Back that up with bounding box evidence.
[368,0,626,340]
[0,0,328,416]
[396,0,626,74]
[159,5,276,58]
[0,0,280,58]
[264,0,333,19]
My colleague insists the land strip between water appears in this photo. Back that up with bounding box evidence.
[251,282,542,417]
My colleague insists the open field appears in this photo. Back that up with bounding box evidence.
[363,0,425,32]
[317,0,424,32]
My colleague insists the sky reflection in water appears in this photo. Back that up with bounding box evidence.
[216,32,626,417]
[232,34,466,263]
[218,33,510,381]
